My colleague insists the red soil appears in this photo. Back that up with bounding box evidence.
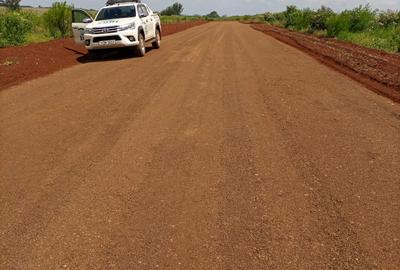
[251,24,400,103]
[0,21,207,91]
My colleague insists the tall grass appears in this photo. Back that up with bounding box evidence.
[337,27,400,52]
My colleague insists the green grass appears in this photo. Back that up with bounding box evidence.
[337,27,400,53]
[160,15,204,24]
[25,31,52,44]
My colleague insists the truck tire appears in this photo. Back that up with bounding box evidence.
[134,33,146,57]
[152,29,161,49]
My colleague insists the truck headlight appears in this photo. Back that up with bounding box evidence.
[85,28,94,34]
[118,22,135,31]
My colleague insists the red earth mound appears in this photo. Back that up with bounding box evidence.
[0,21,207,91]
[251,24,400,103]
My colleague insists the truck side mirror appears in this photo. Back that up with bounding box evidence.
[83,18,93,23]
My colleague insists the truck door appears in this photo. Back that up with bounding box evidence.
[138,5,153,39]
[72,9,93,45]
[145,5,156,39]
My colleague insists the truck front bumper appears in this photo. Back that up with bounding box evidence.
[84,30,139,50]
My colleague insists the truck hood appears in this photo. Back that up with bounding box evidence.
[89,18,135,28]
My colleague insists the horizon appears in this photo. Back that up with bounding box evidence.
[19,0,400,16]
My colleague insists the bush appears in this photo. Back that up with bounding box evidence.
[310,6,334,31]
[20,10,51,43]
[263,12,285,26]
[0,11,32,46]
[42,1,72,38]
[293,8,314,31]
[281,6,315,31]
[263,12,275,23]
[348,5,376,32]
[327,13,351,37]
[283,5,299,28]
[327,5,377,37]
[377,10,400,27]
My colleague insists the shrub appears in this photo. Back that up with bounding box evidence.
[263,12,285,26]
[20,10,50,43]
[263,12,275,23]
[348,5,376,32]
[310,6,334,31]
[394,27,400,52]
[283,5,299,28]
[0,11,32,46]
[377,10,400,27]
[326,13,351,37]
[293,8,314,31]
[42,1,72,38]
[281,6,315,31]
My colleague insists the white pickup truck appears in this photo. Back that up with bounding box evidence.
[72,0,161,57]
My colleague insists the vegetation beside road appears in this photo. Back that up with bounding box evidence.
[161,4,400,53]
[1,2,74,47]
[0,1,205,48]
[1,1,399,53]
[261,5,400,53]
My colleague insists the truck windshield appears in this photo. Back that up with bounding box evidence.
[96,6,136,21]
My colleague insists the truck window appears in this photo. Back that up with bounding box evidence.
[138,5,148,17]
[72,10,91,23]
[96,6,136,21]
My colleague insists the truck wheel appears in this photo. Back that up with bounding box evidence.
[134,33,145,57]
[152,29,161,49]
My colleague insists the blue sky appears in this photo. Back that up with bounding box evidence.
[21,0,400,15]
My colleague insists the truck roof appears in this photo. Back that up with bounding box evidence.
[106,0,141,6]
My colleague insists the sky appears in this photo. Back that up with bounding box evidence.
[21,0,400,15]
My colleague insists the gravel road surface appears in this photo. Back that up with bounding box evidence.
[1,22,399,269]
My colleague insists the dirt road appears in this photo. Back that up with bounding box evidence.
[1,22,399,269]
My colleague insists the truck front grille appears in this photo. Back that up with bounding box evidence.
[92,26,118,34]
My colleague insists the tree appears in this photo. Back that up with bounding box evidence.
[5,0,21,10]
[206,11,220,18]
[160,2,184,16]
